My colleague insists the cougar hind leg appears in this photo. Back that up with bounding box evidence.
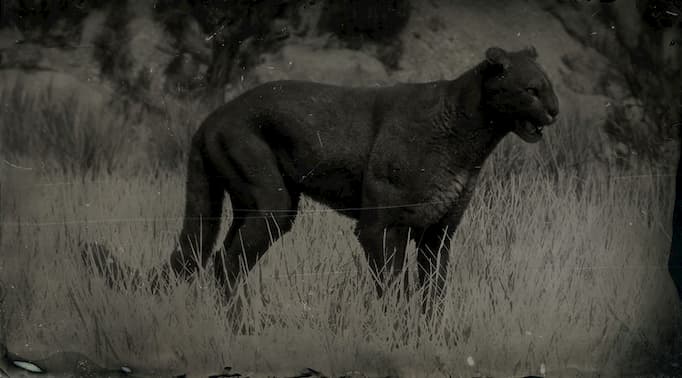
[207,130,301,299]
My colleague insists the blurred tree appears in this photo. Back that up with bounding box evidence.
[0,0,108,46]
[600,1,680,161]
[547,0,680,162]
[317,0,410,69]
[1,1,412,90]
[93,1,131,80]
[154,0,411,88]
[671,128,682,301]
[317,0,410,44]
[637,0,681,28]
[647,0,682,301]
[154,0,298,89]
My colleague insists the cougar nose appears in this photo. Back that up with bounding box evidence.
[547,113,558,125]
[543,112,557,125]
[544,104,559,124]
[547,97,559,119]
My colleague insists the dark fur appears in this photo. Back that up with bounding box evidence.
[168,46,559,304]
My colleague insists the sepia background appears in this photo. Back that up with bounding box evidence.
[0,0,681,376]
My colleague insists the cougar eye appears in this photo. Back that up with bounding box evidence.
[525,87,539,97]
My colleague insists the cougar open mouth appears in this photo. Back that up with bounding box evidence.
[513,120,545,143]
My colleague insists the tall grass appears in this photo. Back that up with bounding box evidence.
[0,84,679,376]
[0,81,213,176]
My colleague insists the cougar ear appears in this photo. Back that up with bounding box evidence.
[485,47,510,75]
[523,45,538,59]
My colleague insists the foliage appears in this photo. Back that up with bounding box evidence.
[548,1,681,164]
[0,81,213,176]
[0,0,108,43]
[154,0,304,88]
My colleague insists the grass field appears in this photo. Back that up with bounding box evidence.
[1,83,681,377]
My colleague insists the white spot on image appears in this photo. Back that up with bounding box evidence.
[540,363,546,375]
[13,361,43,373]
[466,356,475,367]
[3,159,33,170]
[317,131,324,148]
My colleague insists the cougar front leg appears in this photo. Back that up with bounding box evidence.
[355,218,415,298]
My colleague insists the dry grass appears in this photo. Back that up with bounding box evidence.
[0,83,680,377]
